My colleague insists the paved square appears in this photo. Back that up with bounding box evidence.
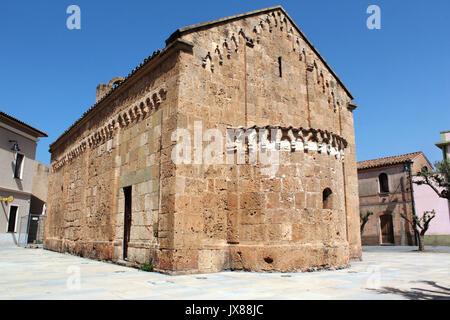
[0,246,449,300]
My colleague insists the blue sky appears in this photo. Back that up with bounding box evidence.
[0,0,449,166]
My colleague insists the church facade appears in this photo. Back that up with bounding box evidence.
[45,6,361,274]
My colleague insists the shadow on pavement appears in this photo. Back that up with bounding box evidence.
[368,281,450,300]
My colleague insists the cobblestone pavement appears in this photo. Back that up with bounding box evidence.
[0,246,449,300]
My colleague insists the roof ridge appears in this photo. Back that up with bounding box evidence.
[166,5,283,44]
[50,6,355,150]
[165,5,354,100]
[49,49,164,149]
[357,151,429,170]
[0,110,48,137]
[358,151,423,163]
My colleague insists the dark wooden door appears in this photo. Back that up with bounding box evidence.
[27,216,39,243]
[380,214,394,244]
[123,186,132,260]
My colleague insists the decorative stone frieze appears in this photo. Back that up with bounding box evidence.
[199,12,346,112]
[45,6,361,275]
[52,87,167,172]
[226,126,348,161]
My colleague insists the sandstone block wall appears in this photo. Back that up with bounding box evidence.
[169,8,361,272]
[45,43,184,264]
[45,6,361,274]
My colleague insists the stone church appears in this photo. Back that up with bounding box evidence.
[45,6,361,274]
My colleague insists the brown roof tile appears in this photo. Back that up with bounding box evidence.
[357,152,423,170]
[0,110,48,138]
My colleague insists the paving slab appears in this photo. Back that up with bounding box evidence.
[0,246,448,300]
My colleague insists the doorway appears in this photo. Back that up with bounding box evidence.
[123,186,132,260]
[7,206,18,233]
[380,214,394,244]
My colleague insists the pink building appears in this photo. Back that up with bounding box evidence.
[358,151,450,246]
[415,130,450,245]
[413,178,450,245]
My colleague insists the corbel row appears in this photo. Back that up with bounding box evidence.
[52,87,167,171]
[226,126,348,161]
[202,28,255,72]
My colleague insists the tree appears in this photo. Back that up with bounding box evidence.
[401,210,436,251]
[414,159,450,200]
[360,210,373,235]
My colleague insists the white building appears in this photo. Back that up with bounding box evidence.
[0,111,48,246]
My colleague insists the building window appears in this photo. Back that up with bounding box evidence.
[123,186,132,260]
[14,153,24,179]
[323,188,333,209]
[278,56,282,77]
[7,206,18,233]
[379,173,389,193]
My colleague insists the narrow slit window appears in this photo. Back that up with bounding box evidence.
[278,56,282,77]
[14,153,24,179]
[123,186,132,260]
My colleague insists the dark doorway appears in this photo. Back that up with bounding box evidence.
[380,214,394,244]
[7,206,18,233]
[27,215,39,243]
[123,186,132,260]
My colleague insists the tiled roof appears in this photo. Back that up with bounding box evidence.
[51,6,355,149]
[50,49,162,149]
[357,152,423,170]
[0,110,48,137]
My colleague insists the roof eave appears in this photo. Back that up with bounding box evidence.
[165,5,354,100]
[357,151,434,171]
[49,39,194,152]
[358,162,408,171]
[166,6,283,45]
[0,111,48,138]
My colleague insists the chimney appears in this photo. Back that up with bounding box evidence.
[96,77,124,103]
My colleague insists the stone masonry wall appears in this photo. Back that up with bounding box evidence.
[163,8,360,273]
[45,47,182,264]
[45,7,361,273]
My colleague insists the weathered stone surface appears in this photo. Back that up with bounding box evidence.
[44,6,361,274]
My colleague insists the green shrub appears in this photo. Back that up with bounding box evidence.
[141,259,154,272]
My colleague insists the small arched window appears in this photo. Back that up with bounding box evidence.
[323,188,333,209]
[379,173,389,193]
[112,80,122,88]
